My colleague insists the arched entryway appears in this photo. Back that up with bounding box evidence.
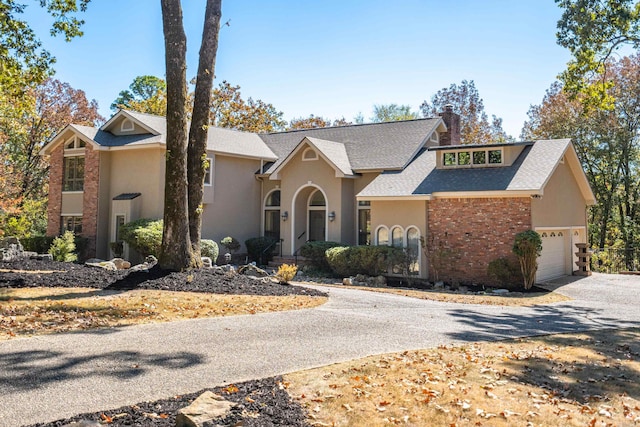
[291,185,328,253]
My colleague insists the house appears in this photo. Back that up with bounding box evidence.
[40,106,596,284]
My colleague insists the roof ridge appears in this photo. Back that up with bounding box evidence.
[262,117,440,136]
[121,109,166,119]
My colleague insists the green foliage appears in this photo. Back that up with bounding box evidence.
[325,245,399,277]
[245,236,278,264]
[48,231,77,262]
[200,239,219,261]
[21,236,55,254]
[300,241,342,272]
[370,104,419,123]
[276,263,298,284]
[220,236,240,253]
[119,218,163,257]
[111,75,167,114]
[512,230,542,290]
[487,257,522,288]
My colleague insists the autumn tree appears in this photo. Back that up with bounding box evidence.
[160,0,221,270]
[556,0,640,103]
[420,80,510,144]
[370,104,419,122]
[210,81,285,132]
[287,115,352,130]
[523,54,640,257]
[111,75,167,115]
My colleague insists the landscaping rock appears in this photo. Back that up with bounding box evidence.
[33,253,53,261]
[343,277,353,286]
[372,275,387,287]
[434,281,444,289]
[0,237,26,261]
[238,264,269,277]
[201,256,212,268]
[129,255,158,272]
[85,260,118,271]
[492,289,509,294]
[176,391,236,427]
[111,258,131,270]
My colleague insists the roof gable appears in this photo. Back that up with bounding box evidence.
[270,137,354,179]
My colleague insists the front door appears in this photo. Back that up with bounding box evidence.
[308,210,325,241]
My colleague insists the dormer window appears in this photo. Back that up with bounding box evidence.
[302,147,318,161]
[442,148,503,168]
[120,119,135,132]
[430,132,439,143]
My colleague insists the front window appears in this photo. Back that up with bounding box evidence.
[61,216,82,234]
[264,190,280,240]
[358,201,371,245]
[407,227,420,274]
[63,156,84,191]
[204,157,213,186]
[376,226,389,246]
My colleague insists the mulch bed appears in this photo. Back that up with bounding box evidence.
[25,376,309,427]
[1,258,323,426]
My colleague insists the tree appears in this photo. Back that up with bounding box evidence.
[110,75,167,115]
[370,104,419,122]
[160,0,221,270]
[512,230,542,290]
[210,81,285,132]
[420,80,510,144]
[556,0,640,103]
[522,54,640,257]
[287,115,352,130]
[0,0,90,93]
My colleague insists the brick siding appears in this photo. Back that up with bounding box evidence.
[427,197,531,285]
[46,145,63,236]
[82,145,100,258]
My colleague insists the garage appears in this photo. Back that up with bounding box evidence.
[537,230,569,282]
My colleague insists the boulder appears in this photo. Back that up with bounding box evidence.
[0,237,26,261]
[343,277,353,286]
[201,257,212,268]
[238,264,268,277]
[129,255,158,272]
[434,281,444,289]
[36,253,53,261]
[372,275,387,287]
[176,391,236,427]
[110,258,131,270]
[86,261,117,271]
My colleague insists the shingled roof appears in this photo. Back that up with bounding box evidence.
[259,118,443,172]
[357,139,592,199]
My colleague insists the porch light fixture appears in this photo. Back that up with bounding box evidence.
[328,211,336,222]
[281,211,288,221]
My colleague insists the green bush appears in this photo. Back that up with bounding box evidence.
[326,245,400,277]
[48,231,78,262]
[119,218,163,257]
[487,257,521,287]
[300,241,342,272]
[245,236,278,264]
[201,239,219,261]
[21,235,56,254]
[220,236,241,253]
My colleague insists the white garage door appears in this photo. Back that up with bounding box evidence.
[537,230,568,282]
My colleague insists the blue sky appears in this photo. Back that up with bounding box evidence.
[28,0,571,138]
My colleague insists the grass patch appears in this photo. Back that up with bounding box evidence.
[317,283,570,306]
[0,287,326,340]
[286,328,640,426]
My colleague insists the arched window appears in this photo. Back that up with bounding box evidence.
[121,118,134,132]
[309,190,326,206]
[302,148,318,161]
[308,189,326,241]
[264,190,281,240]
[391,226,403,247]
[376,226,389,246]
[406,227,420,274]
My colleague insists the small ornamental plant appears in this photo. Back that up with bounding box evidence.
[221,236,241,254]
[48,231,77,262]
[512,230,542,290]
[276,263,298,284]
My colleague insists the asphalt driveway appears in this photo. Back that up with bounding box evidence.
[1,273,639,426]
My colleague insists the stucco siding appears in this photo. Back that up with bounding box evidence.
[200,155,263,253]
[531,160,587,228]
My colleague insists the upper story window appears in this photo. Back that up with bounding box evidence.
[63,156,84,191]
[64,137,85,151]
[204,157,213,186]
[442,148,503,168]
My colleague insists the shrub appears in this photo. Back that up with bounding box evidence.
[119,218,163,257]
[245,236,278,264]
[201,239,219,261]
[220,236,241,253]
[512,230,542,290]
[326,245,396,277]
[21,236,55,254]
[48,231,77,262]
[276,263,298,284]
[487,257,521,287]
[300,241,342,272]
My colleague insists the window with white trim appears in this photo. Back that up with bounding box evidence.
[358,201,371,245]
[121,119,134,132]
[63,156,84,191]
[264,190,280,240]
[302,148,318,161]
[61,216,82,234]
[442,148,503,167]
[406,227,420,274]
[376,226,389,246]
[204,157,213,186]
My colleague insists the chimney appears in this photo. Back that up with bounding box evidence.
[438,104,461,146]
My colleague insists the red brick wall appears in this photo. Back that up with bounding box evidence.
[427,197,531,285]
[82,145,100,258]
[46,146,64,236]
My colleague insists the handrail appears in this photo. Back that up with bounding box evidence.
[293,239,310,265]
[297,230,306,240]
[259,237,280,266]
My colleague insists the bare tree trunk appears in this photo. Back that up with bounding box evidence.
[159,0,195,270]
[187,0,222,264]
